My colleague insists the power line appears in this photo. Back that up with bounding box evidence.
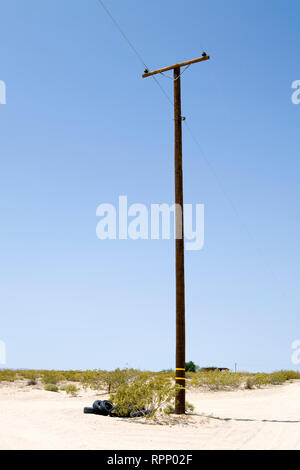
[183,120,287,298]
[93,0,255,244]
[183,120,244,224]
[93,0,287,298]
[95,0,147,69]
[94,0,174,107]
[177,1,287,297]
[151,75,173,107]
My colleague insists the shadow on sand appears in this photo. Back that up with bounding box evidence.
[203,415,300,424]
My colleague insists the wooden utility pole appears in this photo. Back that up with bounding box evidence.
[142,54,210,414]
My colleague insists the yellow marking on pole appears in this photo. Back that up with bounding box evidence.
[176,377,186,380]
[176,368,185,371]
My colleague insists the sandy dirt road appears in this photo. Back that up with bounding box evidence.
[0,380,300,450]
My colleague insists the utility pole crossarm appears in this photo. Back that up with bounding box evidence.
[142,55,210,78]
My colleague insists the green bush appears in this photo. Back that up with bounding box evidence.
[79,369,106,390]
[77,368,145,393]
[269,370,300,384]
[246,370,300,388]
[103,368,143,393]
[245,377,256,389]
[0,370,17,382]
[164,404,175,415]
[42,371,63,385]
[44,384,58,392]
[60,370,82,382]
[65,384,79,396]
[190,370,243,390]
[164,400,195,415]
[1,368,298,393]
[185,401,195,413]
[110,375,176,417]
[17,370,39,381]
[185,361,197,373]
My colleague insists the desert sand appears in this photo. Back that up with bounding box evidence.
[0,380,300,450]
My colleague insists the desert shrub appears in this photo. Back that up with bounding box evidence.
[157,370,174,381]
[0,370,17,382]
[190,370,243,390]
[60,370,82,382]
[2,368,297,394]
[42,371,63,385]
[65,384,79,397]
[245,377,256,389]
[163,404,175,415]
[285,370,300,380]
[165,400,195,415]
[79,370,106,390]
[268,372,286,385]
[185,401,195,413]
[164,403,175,415]
[185,371,194,380]
[16,369,85,384]
[17,370,39,380]
[27,379,37,386]
[110,375,176,417]
[269,370,300,384]
[252,373,271,387]
[103,368,143,393]
[44,384,58,392]
[244,370,300,388]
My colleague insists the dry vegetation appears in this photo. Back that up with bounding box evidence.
[188,369,300,390]
[0,368,299,418]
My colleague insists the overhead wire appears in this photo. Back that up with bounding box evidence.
[179,1,287,297]
[95,0,174,106]
[94,0,287,297]
[95,0,147,69]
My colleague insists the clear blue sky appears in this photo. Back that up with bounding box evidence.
[0,0,299,372]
